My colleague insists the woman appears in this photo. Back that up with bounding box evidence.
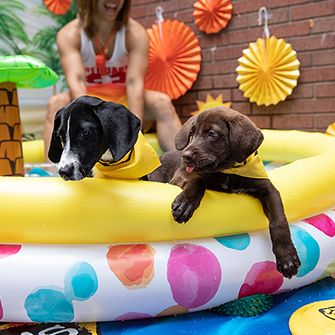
[44,0,181,158]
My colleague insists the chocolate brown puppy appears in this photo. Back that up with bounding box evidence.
[149,106,301,279]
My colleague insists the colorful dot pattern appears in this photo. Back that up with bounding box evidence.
[24,262,98,322]
[167,244,221,309]
[238,261,284,298]
[290,225,320,277]
[0,210,333,322]
[106,244,155,289]
[215,233,251,250]
[304,213,335,237]
[0,244,21,259]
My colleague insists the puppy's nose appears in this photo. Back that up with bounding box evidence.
[59,165,74,180]
[182,150,195,164]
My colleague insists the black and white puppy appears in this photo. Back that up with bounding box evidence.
[48,95,141,180]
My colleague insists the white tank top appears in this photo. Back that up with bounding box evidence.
[80,26,128,86]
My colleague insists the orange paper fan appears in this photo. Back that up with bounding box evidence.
[144,20,201,100]
[44,0,71,15]
[193,0,233,34]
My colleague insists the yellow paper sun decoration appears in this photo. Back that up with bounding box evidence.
[326,123,335,136]
[236,36,300,106]
[192,94,231,115]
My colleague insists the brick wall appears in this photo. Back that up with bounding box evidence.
[132,0,335,131]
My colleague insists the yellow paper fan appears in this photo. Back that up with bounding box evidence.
[236,36,300,106]
[192,94,231,115]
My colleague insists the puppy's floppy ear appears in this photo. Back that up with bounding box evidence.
[48,108,67,163]
[228,115,264,163]
[175,115,197,150]
[93,101,141,161]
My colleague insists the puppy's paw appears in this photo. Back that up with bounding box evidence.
[275,244,301,279]
[171,192,197,223]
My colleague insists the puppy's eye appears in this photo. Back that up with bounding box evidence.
[80,129,91,138]
[208,129,219,138]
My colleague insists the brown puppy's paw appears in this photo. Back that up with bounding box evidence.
[171,192,198,223]
[275,244,301,279]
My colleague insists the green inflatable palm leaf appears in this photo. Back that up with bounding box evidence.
[0,55,58,88]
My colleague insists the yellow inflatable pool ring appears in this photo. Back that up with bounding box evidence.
[4,129,335,244]
[22,139,45,164]
[289,299,335,335]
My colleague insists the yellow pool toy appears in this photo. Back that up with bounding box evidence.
[289,299,335,335]
[3,129,335,244]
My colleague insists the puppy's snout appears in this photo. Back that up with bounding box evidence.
[59,164,75,180]
[182,149,195,164]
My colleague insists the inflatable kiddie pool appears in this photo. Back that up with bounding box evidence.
[0,130,335,322]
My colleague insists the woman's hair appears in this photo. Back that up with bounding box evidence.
[76,0,131,38]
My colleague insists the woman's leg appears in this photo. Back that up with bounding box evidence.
[144,90,181,152]
[44,92,71,160]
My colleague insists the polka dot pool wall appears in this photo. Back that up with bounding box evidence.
[24,262,98,322]
[0,210,334,322]
[167,244,221,309]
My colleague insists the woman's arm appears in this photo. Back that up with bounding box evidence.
[57,19,87,100]
[125,19,149,124]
